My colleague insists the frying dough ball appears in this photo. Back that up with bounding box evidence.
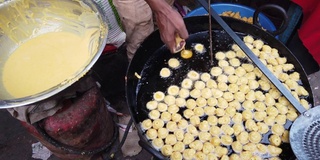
[235,67,246,77]
[183,148,196,160]
[179,87,192,98]
[171,113,182,122]
[253,67,263,78]
[234,92,245,102]
[153,91,165,101]
[243,35,254,44]
[228,84,239,93]
[146,128,158,139]
[198,132,211,142]
[215,51,226,60]
[230,154,241,160]
[153,119,165,129]
[237,77,248,86]
[210,136,221,146]
[248,79,259,90]
[275,114,287,125]
[168,105,179,114]
[187,125,199,136]
[149,110,160,119]
[160,67,171,78]
[171,152,183,160]
[194,81,206,90]
[168,58,180,69]
[301,99,310,110]
[141,119,153,131]
[275,103,288,115]
[259,80,271,91]
[194,43,206,53]
[243,143,257,152]
[164,95,176,106]
[218,116,231,125]
[183,133,195,145]
[146,100,158,110]
[177,119,189,129]
[269,134,281,146]
[297,86,309,96]
[173,141,185,152]
[226,50,236,59]
[229,100,242,110]
[264,116,275,126]
[217,82,228,92]
[245,119,258,131]
[232,44,241,51]
[265,94,276,106]
[175,97,186,107]
[215,146,228,158]
[158,127,169,139]
[257,122,269,134]
[232,113,243,124]
[173,129,185,141]
[254,102,266,112]
[262,45,272,53]
[181,78,193,89]
[201,88,212,99]
[221,135,233,145]
[282,63,294,72]
[278,73,289,82]
[278,96,290,106]
[221,124,234,135]
[223,92,234,102]
[204,106,216,116]
[243,100,255,110]
[241,63,254,72]
[189,140,203,151]
[253,39,264,50]
[202,142,214,154]
[229,58,241,67]
[210,67,223,76]
[271,124,285,135]
[206,79,218,88]
[242,110,253,121]
[152,138,164,150]
[186,99,196,109]
[228,75,239,84]
[254,111,267,122]
[161,112,172,122]
[166,121,178,132]
[207,116,218,126]
[183,109,194,119]
[269,88,281,99]
[161,145,173,157]
[233,123,245,136]
[167,85,180,96]
[217,74,228,83]
[200,72,211,82]
[212,88,223,98]
[165,134,178,145]
[267,145,282,156]
[257,143,268,153]
[245,72,256,80]
[194,104,205,115]
[218,60,229,67]
[217,98,228,109]
[281,130,290,143]
[232,141,243,153]
[249,131,262,143]
[266,106,279,117]
[251,48,260,56]
[289,72,300,81]
[187,70,200,81]
[245,42,253,49]
[255,91,266,102]
[236,50,246,58]
[226,106,236,117]
[190,115,201,126]
[237,131,249,144]
[285,79,298,90]
[157,102,168,112]
[190,89,201,99]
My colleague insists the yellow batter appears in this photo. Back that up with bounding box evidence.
[2,31,93,98]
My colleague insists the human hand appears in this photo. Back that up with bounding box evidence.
[145,0,189,53]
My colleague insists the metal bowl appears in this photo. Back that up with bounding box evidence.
[0,0,108,109]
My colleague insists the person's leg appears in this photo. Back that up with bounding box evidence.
[113,0,154,62]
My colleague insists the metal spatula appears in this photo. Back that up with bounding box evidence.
[197,0,320,159]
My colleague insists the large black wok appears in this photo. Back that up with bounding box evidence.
[126,16,313,159]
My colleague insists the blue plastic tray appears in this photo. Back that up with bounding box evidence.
[185,3,276,32]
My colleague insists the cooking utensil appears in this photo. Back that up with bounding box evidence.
[0,0,108,109]
[197,1,319,159]
[126,15,313,159]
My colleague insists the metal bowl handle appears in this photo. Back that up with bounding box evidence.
[253,4,289,36]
